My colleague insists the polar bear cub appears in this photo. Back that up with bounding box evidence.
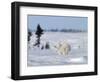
[54,41,71,55]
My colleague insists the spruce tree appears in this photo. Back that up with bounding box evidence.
[28,29,32,42]
[45,42,50,49]
[35,24,44,47]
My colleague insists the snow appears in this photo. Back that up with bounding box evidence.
[28,32,88,66]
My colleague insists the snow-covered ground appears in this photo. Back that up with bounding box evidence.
[28,32,88,66]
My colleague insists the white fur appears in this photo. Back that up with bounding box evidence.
[54,41,71,55]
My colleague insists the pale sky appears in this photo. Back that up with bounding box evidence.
[28,15,88,31]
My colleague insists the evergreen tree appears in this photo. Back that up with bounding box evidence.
[45,42,50,49]
[28,29,32,42]
[35,24,44,47]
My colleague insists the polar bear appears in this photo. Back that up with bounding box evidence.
[54,41,71,55]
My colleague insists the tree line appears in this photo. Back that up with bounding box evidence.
[43,29,86,32]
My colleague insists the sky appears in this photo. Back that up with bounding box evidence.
[28,15,88,31]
